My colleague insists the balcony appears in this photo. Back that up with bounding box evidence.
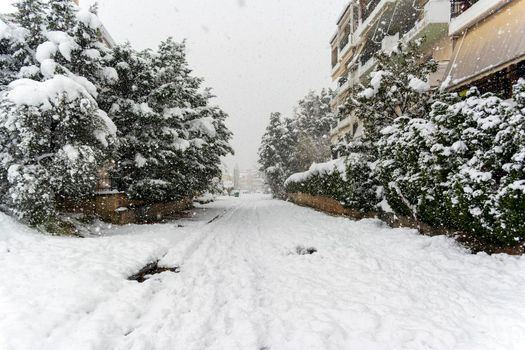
[451,0,479,18]
[449,0,509,35]
[358,57,377,79]
[402,0,450,47]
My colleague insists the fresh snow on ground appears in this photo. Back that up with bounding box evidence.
[1,195,525,350]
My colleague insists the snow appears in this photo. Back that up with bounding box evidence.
[101,67,119,83]
[1,195,525,349]
[97,110,117,136]
[358,70,389,99]
[5,75,96,110]
[17,65,40,79]
[285,158,347,186]
[189,117,217,138]
[135,153,147,168]
[76,10,102,30]
[35,41,57,63]
[408,76,430,93]
[46,31,78,62]
[62,144,79,161]
[40,59,57,79]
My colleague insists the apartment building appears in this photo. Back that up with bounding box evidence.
[330,0,452,146]
[443,0,525,98]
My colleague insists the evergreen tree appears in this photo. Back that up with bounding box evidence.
[293,89,336,170]
[46,0,77,33]
[103,39,232,202]
[11,0,46,79]
[258,112,298,198]
[0,18,22,90]
[0,77,116,226]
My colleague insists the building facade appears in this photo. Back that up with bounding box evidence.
[330,0,525,149]
[329,0,452,147]
[443,0,525,98]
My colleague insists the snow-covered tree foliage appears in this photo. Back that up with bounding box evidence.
[258,90,337,197]
[378,83,525,245]
[0,1,117,229]
[293,89,336,170]
[0,18,24,90]
[102,39,232,202]
[258,112,298,198]
[344,40,437,157]
[46,0,76,33]
[0,77,116,225]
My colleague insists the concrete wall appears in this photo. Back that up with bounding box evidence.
[60,194,193,225]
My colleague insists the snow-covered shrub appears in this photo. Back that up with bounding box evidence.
[285,156,378,211]
[378,116,435,218]
[285,159,347,201]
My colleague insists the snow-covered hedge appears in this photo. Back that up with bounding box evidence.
[285,155,378,211]
[287,80,525,247]
[380,83,525,246]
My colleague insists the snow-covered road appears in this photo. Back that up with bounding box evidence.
[1,195,525,350]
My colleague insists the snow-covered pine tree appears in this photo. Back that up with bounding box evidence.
[0,17,23,90]
[69,5,108,85]
[0,77,116,227]
[258,112,298,198]
[46,0,77,33]
[97,43,156,198]
[11,0,47,80]
[293,89,336,170]
[0,2,117,230]
[103,38,232,202]
[141,38,200,201]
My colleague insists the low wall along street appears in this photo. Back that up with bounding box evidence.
[60,193,193,225]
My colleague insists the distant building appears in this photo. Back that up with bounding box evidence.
[442,0,525,98]
[329,0,452,147]
[233,164,240,190]
[238,168,266,193]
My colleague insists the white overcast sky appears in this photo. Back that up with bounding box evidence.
[1,0,348,171]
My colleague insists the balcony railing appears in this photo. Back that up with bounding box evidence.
[339,34,350,51]
[451,0,479,18]
[363,0,382,21]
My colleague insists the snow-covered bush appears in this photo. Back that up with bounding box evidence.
[287,38,525,246]
[285,155,378,211]
[378,82,525,245]
[285,159,347,201]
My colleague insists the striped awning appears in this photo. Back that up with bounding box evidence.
[443,0,525,89]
